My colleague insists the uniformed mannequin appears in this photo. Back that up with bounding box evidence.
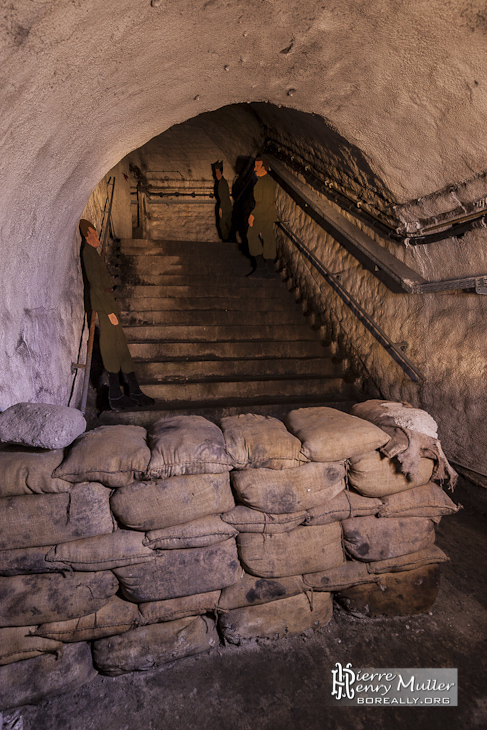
[247,156,277,277]
[212,161,233,241]
[79,219,155,411]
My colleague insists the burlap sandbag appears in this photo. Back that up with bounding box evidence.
[93,615,218,676]
[0,447,69,496]
[146,415,233,478]
[33,596,140,642]
[110,473,235,531]
[222,506,307,534]
[54,425,150,487]
[0,570,119,627]
[114,538,240,602]
[237,523,344,578]
[0,641,96,712]
[303,560,382,591]
[0,482,114,550]
[218,572,306,610]
[231,461,345,514]
[284,406,390,462]
[220,413,306,469]
[335,564,442,617]
[143,515,237,550]
[46,530,157,571]
[218,591,333,644]
[377,483,460,518]
[0,626,63,666]
[342,516,436,562]
[304,491,382,526]
[138,591,221,625]
[366,545,449,574]
[348,450,435,498]
[0,546,66,576]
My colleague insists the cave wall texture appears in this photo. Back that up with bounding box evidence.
[1,0,487,473]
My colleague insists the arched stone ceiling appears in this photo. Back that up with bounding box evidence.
[1,0,487,407]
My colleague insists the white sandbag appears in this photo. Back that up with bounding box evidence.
[138,591,221,624]
[53,425,151,487]
[237,523,344,578]
[366,545,449,574]
[110,473,235,531]
[0,447,69,497]
[348,450,434,497]
[218,592,333,643]
[220,413,306,469]
[342,516,436,562]
[218,572,306,610]
[0,546,65,576]
[146,415,233,478]
[304,490,382,525]
[222,505,307,534]
[284,406,390,461]
[0,626,63,666]
[0,482,114,550]
[231,461,345,514]
[303,561,380,591]
[377,483,460,518]
[93,615,219,676]
[46,530,157,571]
[143,515,237,550]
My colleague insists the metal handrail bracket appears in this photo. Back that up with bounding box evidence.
[278,221,425,383]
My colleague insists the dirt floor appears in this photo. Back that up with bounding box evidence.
[2,477,487,730]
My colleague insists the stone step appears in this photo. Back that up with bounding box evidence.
[95,400,357,429]
[115,253,245,269]
[116,273,275,287]
[122,309,307,327]
[119,239,242,255]
[136,358,341,382]
[118,296,295,312]
[129,340,329,360]
[124,324,318,343]
[137,377,354,405]
[117,283,285,299]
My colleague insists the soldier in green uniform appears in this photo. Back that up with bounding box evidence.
[79,219,155,411]
[212,161,233,241]
[247,156,277,277]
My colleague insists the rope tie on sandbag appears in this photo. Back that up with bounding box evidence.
[304,587,314,611]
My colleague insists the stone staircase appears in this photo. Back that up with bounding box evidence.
[99,238,357,426]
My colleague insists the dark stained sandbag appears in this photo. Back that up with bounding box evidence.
[366,545,449,574]
[33,596,140,642]
[139,591,221,625]
[146,415,234,479]
[377,483,460,518]
[0,570,119,627]
[143,516,237,550]
[0,447,69,497]
[237,523,344,578]
[222,506,306,534]
[0,642,96,712]
[219,572,306,610]
[53,425,151,487]
[303,561,382,591]
[284,406,390,462]
[218,592,333,644]
[0,546,66,576]
[220,413,306,469]
[46,530,157,571]
[231,461,345,514]
[335,564,442,617]
[348,450,435,497]
[93,615,219,676]
[0,626,63,666]
[110,473,235,531]
[0,482,114,550]
[304,491,382,526]
[114,538,241,602]
[342,516,436,562]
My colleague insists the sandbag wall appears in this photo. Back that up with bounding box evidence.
[0,406,459,711]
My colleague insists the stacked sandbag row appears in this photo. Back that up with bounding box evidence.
[217,406,459,641]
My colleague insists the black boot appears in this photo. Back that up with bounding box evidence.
[246,254,266,278]
[108,372,137,411]
[264,258,275,278]
[125,372,155,407]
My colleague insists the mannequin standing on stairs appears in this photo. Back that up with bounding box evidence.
[79,219,155,411]
[247,156,277,277]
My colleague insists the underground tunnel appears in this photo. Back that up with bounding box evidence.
[1,1,487,728]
